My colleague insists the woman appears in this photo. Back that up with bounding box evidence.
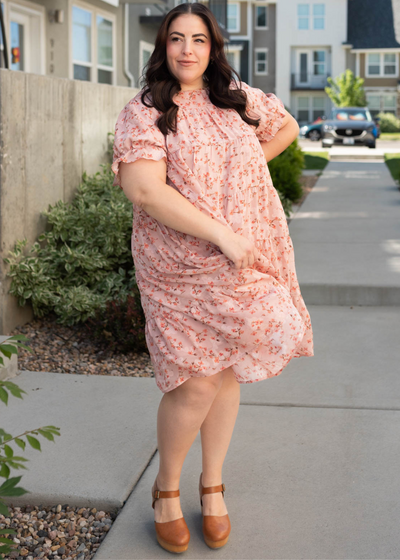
[112,2,313,554]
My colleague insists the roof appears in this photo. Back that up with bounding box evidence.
[347,0,400,49]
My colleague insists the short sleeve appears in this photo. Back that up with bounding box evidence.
[241,82,286,143]
[111,94,167,188]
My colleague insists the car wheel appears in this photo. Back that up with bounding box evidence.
[367,142,376,149]
[309,130,321,141]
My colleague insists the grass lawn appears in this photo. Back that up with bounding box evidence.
[303,151,330,170]
[380,133,400,141]
[384,153,400,182]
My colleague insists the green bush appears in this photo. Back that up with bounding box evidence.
[4,164,136,326]
[269,137,305,214]
[377,112,400,133]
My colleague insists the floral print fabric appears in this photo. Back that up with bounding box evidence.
[112,81,314,393]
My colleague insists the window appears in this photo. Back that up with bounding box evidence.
[227,3,240,32]
[366,92,397,117]
[384,53,396,75]
[298,4,309,30]
[366,53,398,77]
[298,4,325,30]
[97,15,113,84]
[72,3,115,84]
[73,6,92,81]
[139,40,154,87]
[313,4,324,29]
[312,96,325,120]
[297,96,325,123]
[225,47,241,74]
[297,97,309,122]
[6,1,45,74]
[313,50,325,75]
[255,48,268,75]
[255,5,267,29]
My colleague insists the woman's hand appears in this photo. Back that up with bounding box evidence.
[216,229,261,270]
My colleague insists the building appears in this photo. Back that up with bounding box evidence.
[344,0,399,118]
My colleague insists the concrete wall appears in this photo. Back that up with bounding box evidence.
[0,68,138,334]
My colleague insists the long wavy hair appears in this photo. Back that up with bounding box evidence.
[139,2,261,135]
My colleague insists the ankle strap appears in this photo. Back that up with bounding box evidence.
[152,489,180,509]
[201,483,225,497]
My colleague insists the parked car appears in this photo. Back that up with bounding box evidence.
[321,107,378,148]
[299,116,326,141]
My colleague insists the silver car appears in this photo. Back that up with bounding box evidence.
[321,107,377,149]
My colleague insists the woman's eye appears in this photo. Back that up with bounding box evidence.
[171,37,204,43]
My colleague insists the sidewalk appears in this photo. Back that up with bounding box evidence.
[2,160,400,559]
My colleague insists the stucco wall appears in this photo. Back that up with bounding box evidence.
[0,69,137,333]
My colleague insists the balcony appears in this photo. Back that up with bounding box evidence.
[291,72,331,90]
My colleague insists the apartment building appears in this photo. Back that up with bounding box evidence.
[225,0,276,90]
[344,0,400,118]
[275,0,347,124]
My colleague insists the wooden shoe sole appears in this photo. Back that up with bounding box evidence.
[199,472,231,549]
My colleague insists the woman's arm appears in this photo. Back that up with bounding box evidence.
[259,110,300,163]
[119,158,229,247]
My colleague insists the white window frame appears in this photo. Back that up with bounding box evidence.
[225,43,242,74]
[254,47,268,75]
[312,3,325,30]
[255,4,268,30]
[69,0,116,85]
[296,95,326,123]
[3,0,45,74]
[139,40,154,85]
[366,52,398,78]
[227,2,240,33]
[297,3,309,30]
[366,91,397,115]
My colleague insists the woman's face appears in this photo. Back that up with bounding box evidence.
[166,14,212,91]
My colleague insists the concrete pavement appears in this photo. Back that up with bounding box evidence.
[2,158,400,558]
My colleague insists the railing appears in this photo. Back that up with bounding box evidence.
[291,72,331,90]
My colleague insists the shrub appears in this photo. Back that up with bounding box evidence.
[377,112,400,133]
[269,137,305,214]
[4,164,136,326]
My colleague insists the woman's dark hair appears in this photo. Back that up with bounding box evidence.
[139,2,261,135]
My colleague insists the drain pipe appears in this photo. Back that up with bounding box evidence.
[124,2,134,87]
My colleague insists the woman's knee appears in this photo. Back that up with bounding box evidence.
[177,371,224,406]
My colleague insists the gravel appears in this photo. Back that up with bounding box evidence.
[0,504,120,559]
[8,313,155,379]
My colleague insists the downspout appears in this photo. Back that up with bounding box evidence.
[124,2,134,87]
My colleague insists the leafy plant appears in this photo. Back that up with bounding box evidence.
[0,336,61,558]
[269,137,305,215]
[377,112,400,133]
[4,164,135,326]
[325,69,367,107]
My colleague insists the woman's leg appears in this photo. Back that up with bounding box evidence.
[200,366,241,515]
[154,368,228,522]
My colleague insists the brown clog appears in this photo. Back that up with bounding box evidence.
[199,472,231,549]
[152,478,190,553]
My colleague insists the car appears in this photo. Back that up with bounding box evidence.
[299,116,326,141]
[321,107,377,148]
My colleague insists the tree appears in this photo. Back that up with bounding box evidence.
[325,69,367,107]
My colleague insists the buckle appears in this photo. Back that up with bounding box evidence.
[222,483,225,492]
[154,490,160,499]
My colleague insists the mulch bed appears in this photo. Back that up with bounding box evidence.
[9,314,154,379]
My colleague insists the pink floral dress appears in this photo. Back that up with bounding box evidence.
[112,81,314,393]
